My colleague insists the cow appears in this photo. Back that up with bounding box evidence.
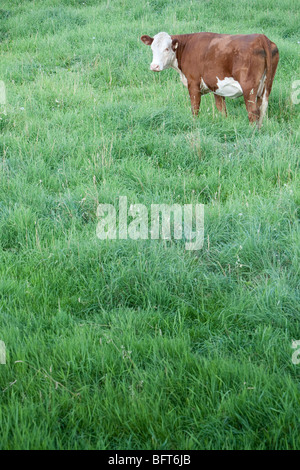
[141,32,279,128]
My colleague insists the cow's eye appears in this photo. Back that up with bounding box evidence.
[165,48,169,52]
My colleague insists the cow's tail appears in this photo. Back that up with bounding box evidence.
[258,35,272,128]
[261,34,273,97]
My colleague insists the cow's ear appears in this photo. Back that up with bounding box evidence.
[141,35,154,46]
[172,39,179,51]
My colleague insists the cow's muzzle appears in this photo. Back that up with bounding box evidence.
[150,64,161,72]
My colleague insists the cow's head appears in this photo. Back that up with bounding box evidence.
[141,32,179,72]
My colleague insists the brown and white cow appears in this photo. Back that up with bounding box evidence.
[141,32,279,128]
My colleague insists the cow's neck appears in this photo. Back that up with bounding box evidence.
[171,35,189,87]
[174,37,185,70]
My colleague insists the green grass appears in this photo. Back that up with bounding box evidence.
[0,0,299,450]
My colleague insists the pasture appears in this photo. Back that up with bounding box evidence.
[0,0,299,450]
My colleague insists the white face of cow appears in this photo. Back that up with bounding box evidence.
[141,32,179,72]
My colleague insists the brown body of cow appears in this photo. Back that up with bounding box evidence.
[141,32,279,128]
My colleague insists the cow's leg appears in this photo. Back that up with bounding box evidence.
[257,90,269,129]
[214,95,227,116]
[188,82,201,115]
[243,88,260,124]
[256,87,270,128]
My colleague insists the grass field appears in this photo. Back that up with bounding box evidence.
[0,0,299,450]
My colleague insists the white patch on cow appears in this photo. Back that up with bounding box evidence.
[257,70,266,97]
[215,77,243,99]
[179,70,188,87]
[258,89,268,128]
[172,59,188,87]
